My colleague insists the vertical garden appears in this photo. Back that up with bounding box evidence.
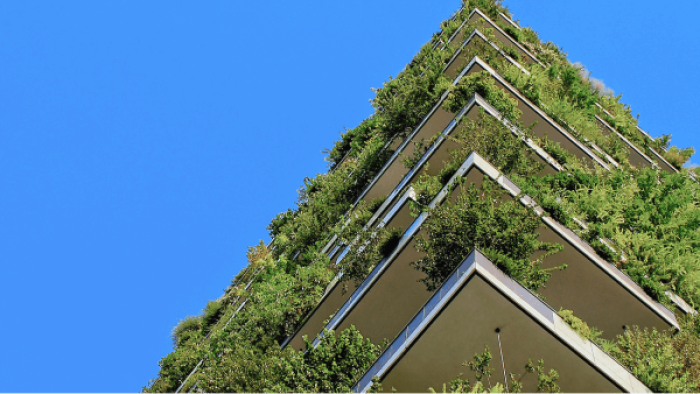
[144,1,700,392]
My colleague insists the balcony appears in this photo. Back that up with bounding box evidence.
[427,8,538,67]
[350,92,565,250]
[283,273,356,351]
[283,187,419,351]
[457,8,541,66]
[311,153,677,354]
[361,30,535,203]
[358,56,609,213]
[639,125,679,173]
[468,57,613,170]
[498,12,521,31]
[595,115,655,169]
[353,249,650,393]
[443,28,529,81]
[293,98,573,351]
[595,103,678,173]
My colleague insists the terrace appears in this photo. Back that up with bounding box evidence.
[595,103,679,173]
[283,92,572,350]
[284,8,691,357]
[595,115,655,169]
[356,55,611,210]
[353,249,650,393]
[282,186,419,351]
[462,8,542,66]
[305,153,677,357]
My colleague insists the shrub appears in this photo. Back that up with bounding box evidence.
[171,315,203,348]
[429,346,561,393]
[202,300,225,333]
[608,327,700,392]
[414,178,564,292]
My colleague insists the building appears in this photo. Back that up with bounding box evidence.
[145,2,699,393]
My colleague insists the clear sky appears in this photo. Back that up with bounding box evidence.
[0,1,697,392]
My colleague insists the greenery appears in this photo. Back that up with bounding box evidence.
[608,325,700,392]
[202,300,225,334]
[413,178,565,292]
[171,316,203,348]
[442,109,546,178]
[517,166,700,307]
[443,70,522,124]
[145,0,699,391]
[404,108,547,193]
[144,250,340,392]
[194,326,383,393]
[428,347,561,393]
[559,308,700,392]
[334,211,404,286]
[537,136,574,166]
[500,59,628,166]
[558,309,603,341]
[490,9,694,169]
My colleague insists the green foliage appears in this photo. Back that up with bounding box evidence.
[666,145,696,169]
[186,326,383,393]
[537,136,572,166]
[607,326,700,392]
[558,299,700,393]
[144,257,336,392]
[445,110,546,178]
[405,110,546,189]
[460,0,508,21]
[202,300,225,333]
[439,32,638,170]
[681,313,700,338]
[265,327,385,392]
[414,178,564,292]
[557,309,602,341]
[501,63,623,166]
[333,199,380,252]
[413,173,444,206]
[269,5,466,270]
[492,19,640,161]
[526,359,561,394]
[443,70,522,124]
[145,342,206,392]
[503,25,523,44]
[366,195,387,214]
[501,44,521,62]
[231,259,332,348]
[327,119,379,169]
[167,243,273,352]
[147,1,699,391]
[335,199,389,254]
[453,24,520,73]
[371,44,453,143]
[269,134,391,269]
[337,224,404,287]
[327,197,403,286]
[470,0,694,170]
[594,81,692,170]
[521,166,700,307]
[377,229,403,257]
[428,346,561,393]
[246,239,273,268]
[171,316,203,348]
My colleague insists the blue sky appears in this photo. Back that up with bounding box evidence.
[0,1,697,392]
